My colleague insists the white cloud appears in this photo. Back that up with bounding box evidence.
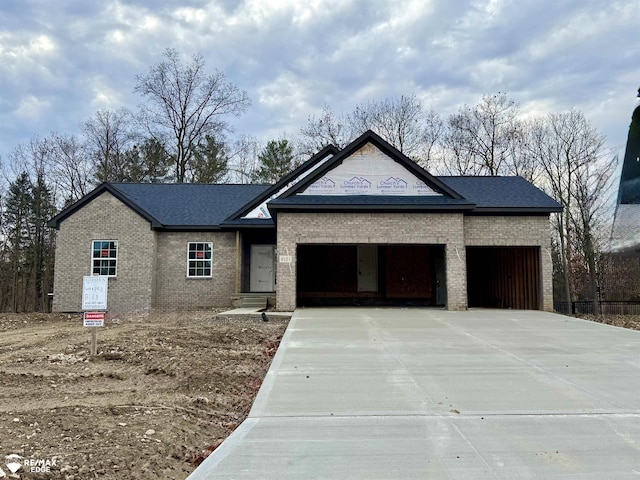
[0,32,58,74]
[14,94,50,121]
[0,0,638,165]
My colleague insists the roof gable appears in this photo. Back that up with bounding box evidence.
[299,143,441,196]
[223,144,339,222]
[280,130,464,199]
[47,183,162,229]
[48,183,270,230]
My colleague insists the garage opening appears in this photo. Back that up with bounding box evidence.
[296,244,446,307]
[466,246,541,310]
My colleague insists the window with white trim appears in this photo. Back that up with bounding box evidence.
[188,242,213,277]
[92,240,118,276]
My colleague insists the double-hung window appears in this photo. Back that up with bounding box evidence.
[188,242,212,278]
[92,240,118,276]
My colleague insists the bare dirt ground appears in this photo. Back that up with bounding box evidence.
[576,313,640,331]
[0,311,288,479]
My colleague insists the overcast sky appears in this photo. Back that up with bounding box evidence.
[1,0,639,173]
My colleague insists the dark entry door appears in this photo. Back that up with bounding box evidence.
[385,246,432,299]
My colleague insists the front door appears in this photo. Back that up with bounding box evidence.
[250,245,275,292]
[357,245,378,292]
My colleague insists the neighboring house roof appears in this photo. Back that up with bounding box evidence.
[617,104,640,204]
[48,183,270,230]
[609,101,640,251]
[610,203,640,252]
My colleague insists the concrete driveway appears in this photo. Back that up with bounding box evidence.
[188,308,640,479]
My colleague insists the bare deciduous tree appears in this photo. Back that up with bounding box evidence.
[524,110,614,309]
[299,105,352,156]
[442,93,522,176]
[83,109,136,183]
[299,96,443,168]
[348,95,426,157]
[135,48,251,182]
[227,135,260,184]
[48,134,92,205]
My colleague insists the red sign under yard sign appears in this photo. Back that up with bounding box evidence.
[84,312,105,327]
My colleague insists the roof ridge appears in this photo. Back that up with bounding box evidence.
[111,182,270,186]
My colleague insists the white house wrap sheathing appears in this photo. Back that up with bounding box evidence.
[300,143,441,196]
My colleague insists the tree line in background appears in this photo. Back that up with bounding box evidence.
[0,49,624,312]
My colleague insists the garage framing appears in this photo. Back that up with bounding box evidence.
[467,246,542,310]
[296,244,446,307]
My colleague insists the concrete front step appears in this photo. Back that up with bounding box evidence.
[240,297,268,309]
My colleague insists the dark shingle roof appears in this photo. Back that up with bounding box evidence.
[267,177,562,213]
[111,183,269,228]
[48,176,561,230]
[47,183,270,230]
[438,176,562,212]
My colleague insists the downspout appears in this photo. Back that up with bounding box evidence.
[235,231,241,294]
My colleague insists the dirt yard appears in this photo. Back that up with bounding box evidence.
[0,311,288,479]
[2,309,636,479]
[576,313,640,331]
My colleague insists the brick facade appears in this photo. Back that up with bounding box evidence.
[52,194,554,313]
[52,192,237,313]
[276,212,468,311]
[464,216,553,311]
[154,231,237,310]
[52,192,156,313]
[275,212,554,312]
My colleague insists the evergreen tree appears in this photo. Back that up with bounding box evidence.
[4,173,33,311]
[190,135,229,183]
[2,171,56,312]
[94,138,171,183]
[124,139,171,183]
[252,139,296,184]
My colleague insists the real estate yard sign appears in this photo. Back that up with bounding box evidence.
[82,276,108,310]
[82,276,108,355]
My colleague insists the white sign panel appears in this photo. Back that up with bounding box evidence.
[82,276,108,310]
